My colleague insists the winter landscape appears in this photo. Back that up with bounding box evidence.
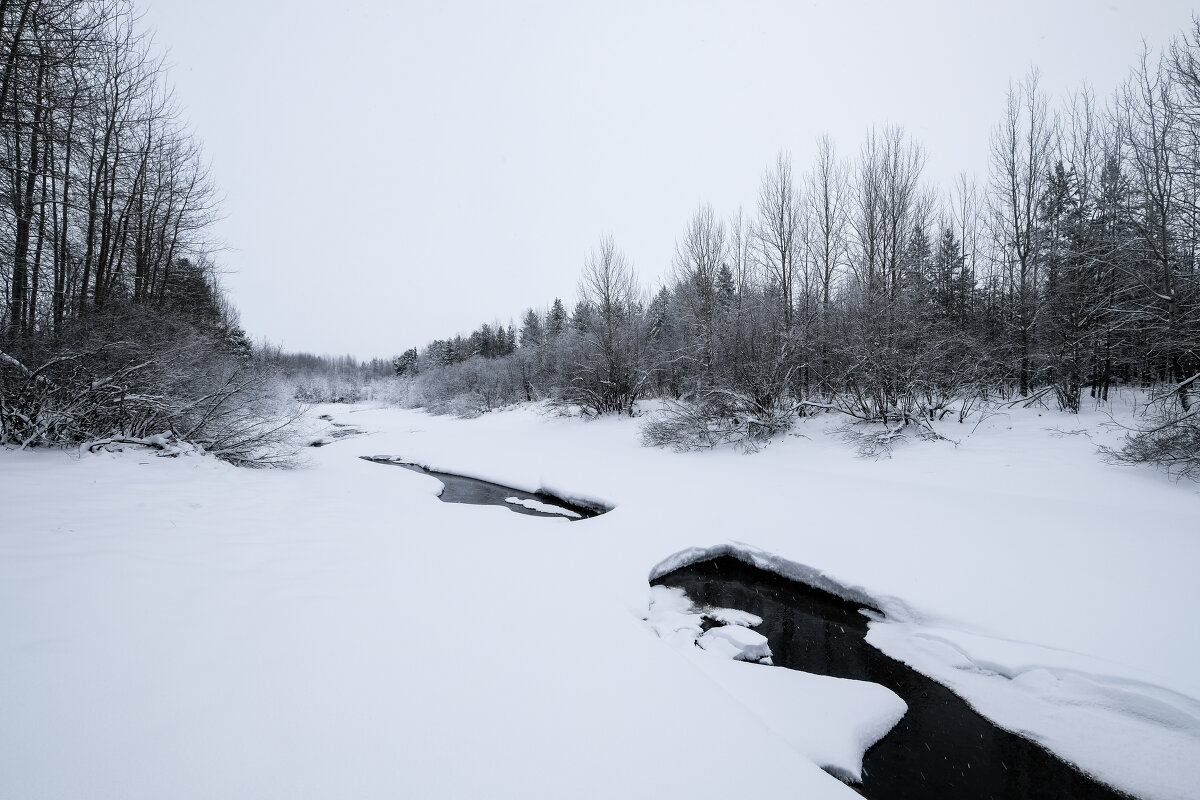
[3,2,1200,799]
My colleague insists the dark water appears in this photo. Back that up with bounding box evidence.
[653,557,1131,800]
[309,426,366,447]
[360,455,604,520]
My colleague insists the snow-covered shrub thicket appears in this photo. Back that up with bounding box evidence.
[1,307,302,466]
[1102,377,1200,480]
[404,356,523,417]
[393,22,1199,474]
[640,390,796,453]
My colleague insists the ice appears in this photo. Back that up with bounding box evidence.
[503,496,581,518]
[704,607,762,627]
[698,625,772,662]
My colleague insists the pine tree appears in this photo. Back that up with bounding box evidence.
[393,348,419,376]
[520,309,543,348]
[546,298,567,338]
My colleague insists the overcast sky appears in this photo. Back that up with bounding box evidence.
[141,0,1193,360]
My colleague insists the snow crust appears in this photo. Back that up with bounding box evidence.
[3,399,1199,799]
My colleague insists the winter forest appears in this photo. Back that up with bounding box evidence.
[400,50,1200,473]
[0,0,1196,476]
[3,3,1200,800]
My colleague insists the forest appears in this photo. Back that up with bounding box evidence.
[0,0,297,464]
[400,26,1200,475]
[2,1,1198,477]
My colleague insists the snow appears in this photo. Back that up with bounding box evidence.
[681,650,906,784]
[703,607,763,627]
[643,585,904,782]
[2,398,1199,799]
[868,622,1200,800]
[504,496,582,518]
[698,624,773,662]
[649,542,880,608]
[645,585,704,647]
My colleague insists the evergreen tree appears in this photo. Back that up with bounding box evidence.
[393,348,419,376]
[520,309,544,348]
[546,298,567,338]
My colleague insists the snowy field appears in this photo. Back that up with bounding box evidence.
[2,401,1198,799]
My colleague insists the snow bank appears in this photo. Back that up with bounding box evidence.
[685,654,907,785]
[645,585,704,647]
[868,622,1200,800]
[650,539,1200,798]
[649,542,885,611]
[645,585,905,782]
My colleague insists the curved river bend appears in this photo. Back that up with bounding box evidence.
[653,556,1130,800]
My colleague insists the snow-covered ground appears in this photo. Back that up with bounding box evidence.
[2,401,1198,799]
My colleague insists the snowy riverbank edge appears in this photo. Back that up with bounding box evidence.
[2,400,1197,799]
[352,400,1200,800]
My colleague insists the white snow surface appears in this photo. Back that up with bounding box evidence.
[703,606,763,627]
[2,400,1199,799]
[698,624,773,661]
[685,650,905,784]
[646,585,903,782]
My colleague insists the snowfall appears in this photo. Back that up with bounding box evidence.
[2,399,1198,799]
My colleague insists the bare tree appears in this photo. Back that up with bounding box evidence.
[672,202,727,381]
[1119,46,1194,410]
[567,235,648,415]
[806,133,849,309]
[850,126,927,301]
[806,134,849,393]
[989,70,1055,396]
[756,150,803,331]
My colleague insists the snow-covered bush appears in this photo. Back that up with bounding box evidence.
[405,356,524,417]
[1102,378,1200,480]
[641,390,795,452]
[1,311,303,467]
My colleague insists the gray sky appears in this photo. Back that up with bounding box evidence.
[142,0,1193,359]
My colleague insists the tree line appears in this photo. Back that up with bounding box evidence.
[254,345,398,405]
[400,22,1200,474]
[0,1,290,464]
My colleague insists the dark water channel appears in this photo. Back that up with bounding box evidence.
[308,425,366,447]
[653,557,1130,800]
[360,455,603,520]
